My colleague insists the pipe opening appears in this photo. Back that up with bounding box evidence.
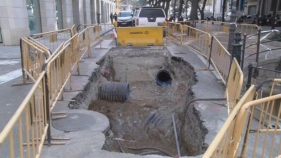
[156,70,172,86]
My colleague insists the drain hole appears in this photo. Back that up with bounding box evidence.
[156,70,172,86]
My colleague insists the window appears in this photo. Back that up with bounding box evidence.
[139,9,165,17]
[119,12,131,17]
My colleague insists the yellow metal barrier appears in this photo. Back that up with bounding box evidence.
[233,87,281,157]
[31,26,74,53]
[63,34,80,76]
[20,38,50,83]
[116,27,164,46]
[167,22,182,42]
[27,37,51,54]
[193,21,258,37]
[226,58,244,112]
[193,21,230,34]
[181,25,211,58]
[89,25,102,47]
[78,27,92,57]
[70,25,77,36]
[0,72,49,158]
[204,79,281,158]
[1,23,102,157]
[237,23,259,36]
[46,43,73,111]
[208,36,232,84]
[203,85,256,158]
[99,23,114,34]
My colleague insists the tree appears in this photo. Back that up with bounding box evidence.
[272,0,278,29]
[135,0,149,7]
[198,0,207,20]
[189,0,199,20]
[164,0,171,16]
[222,0,227,22]
[149,0,172,17]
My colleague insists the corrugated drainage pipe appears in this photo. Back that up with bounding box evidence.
[156,70,172,86]
[98,82,130,102]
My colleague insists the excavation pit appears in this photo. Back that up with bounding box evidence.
[84,47,207,156]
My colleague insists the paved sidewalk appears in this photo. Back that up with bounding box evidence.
[0,45,33,132]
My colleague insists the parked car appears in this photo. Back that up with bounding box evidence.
[134,7,166,26]
[117,11,134,27]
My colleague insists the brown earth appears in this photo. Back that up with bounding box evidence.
[88,47,208,156]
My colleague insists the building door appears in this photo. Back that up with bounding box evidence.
[26,0,41,34]
[56,0,63,29]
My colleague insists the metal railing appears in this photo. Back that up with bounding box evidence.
[245,61,281,89]
[78,27,92,58]
[78,23,113,35]
[236,80,281,157]
[208,36,232,84]
[31,26,74,53]
[2,23,105,157]
[20,38,50,83]
[226,58,244,112]
[64,34,80,75]
[46,43,73,112]
[192,21,258,35]
[166,22,243,113]
[167,21,280,158]
[88,25,102,47]
[196,21,230,34]
[203,85,256,158]
[182,24,211,58]
[237,23,259,36]
[167,22,182,43]
[204,79,281,158]
[0,72,49,158]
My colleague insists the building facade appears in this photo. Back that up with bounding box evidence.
[244,0,281,15]
[0,0,116,45]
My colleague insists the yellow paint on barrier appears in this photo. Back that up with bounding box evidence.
[222,26,229,33]
[116,27,164,46]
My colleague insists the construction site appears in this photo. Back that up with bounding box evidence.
[0,18,280,158]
